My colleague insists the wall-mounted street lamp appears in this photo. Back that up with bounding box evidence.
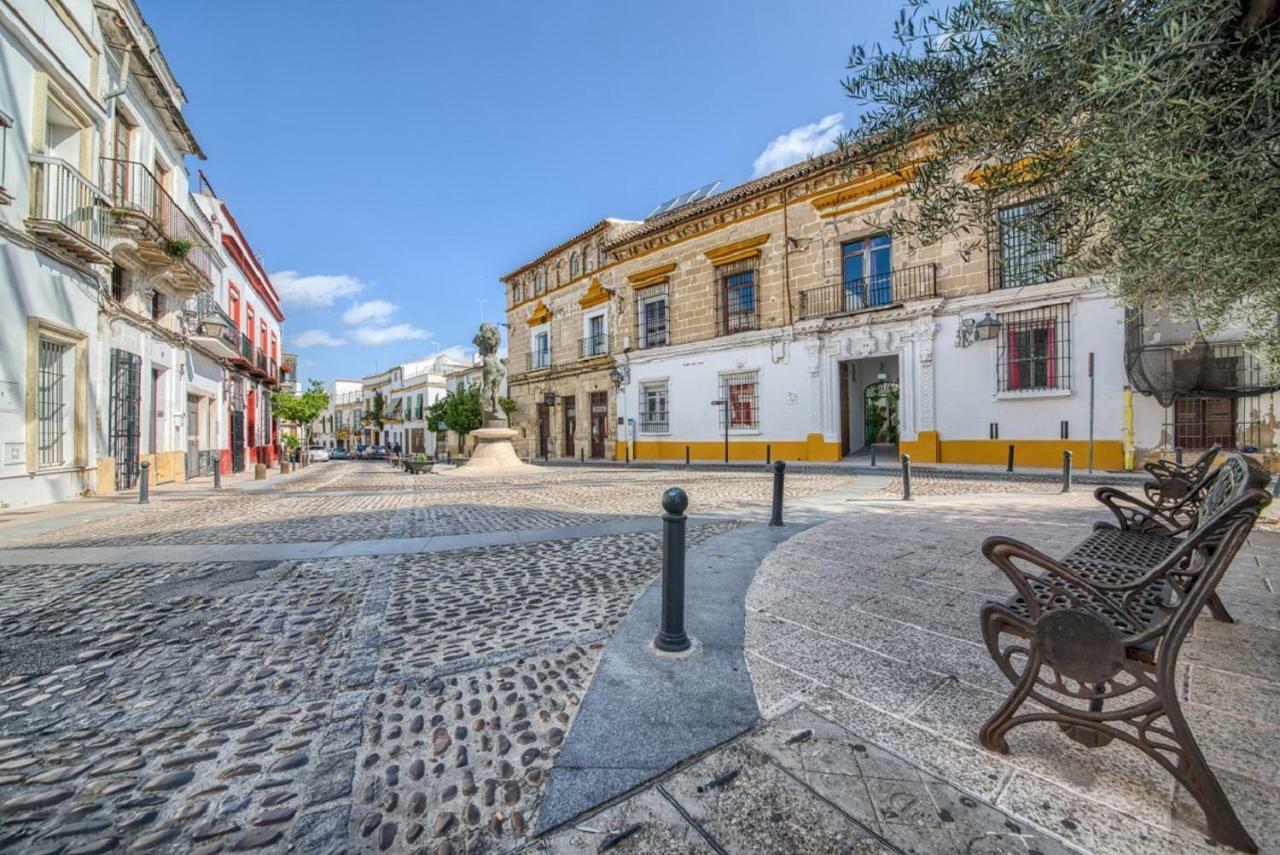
[956,312,1001,347]
[711,399,729,464]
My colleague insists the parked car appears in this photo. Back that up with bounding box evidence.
[365,445,389,460]
[308,446,330,462]
[330,447,351,460]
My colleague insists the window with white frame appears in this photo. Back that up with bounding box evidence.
[37,338,71,466]
[996,304,1071,392]
[639,381,669,433]
[719,370,759,430]
[582,311,607,357]
[636,285,668,349]
[0,108,12,204]
[530,327,551,369]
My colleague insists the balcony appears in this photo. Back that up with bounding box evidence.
[27,156,111,265]
[267,357,279,386]
[238,333,253,365]
[187,293,240,360]
[579,332,610,359]
[101,158,217,293]
[251,348,268,378]
[797,264,937,321]
[526,350,552,371]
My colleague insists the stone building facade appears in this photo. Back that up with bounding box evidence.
[502,148,1276,470]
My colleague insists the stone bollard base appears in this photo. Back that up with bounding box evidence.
[255,463,267,480]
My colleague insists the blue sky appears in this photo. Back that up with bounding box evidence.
[142,1,896,385]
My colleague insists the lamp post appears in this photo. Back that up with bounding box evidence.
[711,399,729,464]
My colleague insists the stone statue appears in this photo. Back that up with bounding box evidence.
[472,322,505,422]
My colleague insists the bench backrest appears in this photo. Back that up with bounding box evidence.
[1193,454,1272,535]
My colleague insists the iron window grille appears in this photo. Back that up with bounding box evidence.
[38,339,70,466]
[1165,391,1271,452]
[639,381,669,432]
[996,304,1071,392]
[719,260,759,335]
[637,284,669,349]
[994,199,1061,289]
[719,370,759,430]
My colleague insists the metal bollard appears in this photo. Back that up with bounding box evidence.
[769,460,786,527]
[870,444,877,467]
[1175,446,1183,466]
[766,444,772,465]
[654,487,691,653]
[1007,444,1015,473]
[626,447,631,465]
[901,453,913,501]
[213,464,221,490]
[1061,450,1073,493]
[139,461,150,504]
[685,445,690,466]
[580,447,584,462]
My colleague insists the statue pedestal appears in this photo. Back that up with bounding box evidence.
[440,422,535,476]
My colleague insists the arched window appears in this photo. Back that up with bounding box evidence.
[584,245,595,272]
[597,243,607,267]
[535,270,544,294]
[570,253,580,277]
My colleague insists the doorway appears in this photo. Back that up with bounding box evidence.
[562,395,576,458]
[109,349,141,490]
[537,403,551,458]
[185,395,200,479]
[838,356,900,456]
[589,391,608,459]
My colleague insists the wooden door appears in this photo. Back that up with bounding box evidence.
[589,391,607,459]
[839,362,851,456]
[537,403,551,458]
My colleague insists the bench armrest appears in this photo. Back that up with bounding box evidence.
[982,535,1144,629]
[1094,486,1190,535]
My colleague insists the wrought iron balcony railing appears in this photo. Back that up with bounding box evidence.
[101,157,217,290]
[526,350,552,371]
[797,264,937,320]
[240,333,253,362]
[28,155,111,264]
[186,292,241,358]
[579,332,609,359]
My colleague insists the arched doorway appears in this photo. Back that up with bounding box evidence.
[863,380,900,447]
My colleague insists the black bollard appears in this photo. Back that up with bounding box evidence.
[870,444,877,468]
[1061,450,1073,493]
[213,463,221,490]
[766,444,772,465]
[901,453,913,501]
[685,445,690,466]
[579,447,584,462]
[769,460,786,527]
[139,461,150,504]
[1175,446,1183,466]
[625,447,631,465]
[654,487,691,653]
[1007,444,1015,473]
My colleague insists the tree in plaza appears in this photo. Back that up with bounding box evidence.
[425,395,448,434]
[366,390,387,439]
[839,0,1280,357]
[271,380,330,457]
[443,385,484,439]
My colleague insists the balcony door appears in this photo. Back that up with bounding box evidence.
[589,391,608,459]
[111,113,134,203]
[842,235,892,310]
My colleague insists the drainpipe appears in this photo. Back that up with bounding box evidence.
[1123,386,1135,470]
[782,186,794,327]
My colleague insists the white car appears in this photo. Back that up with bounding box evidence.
[308,446,330,462]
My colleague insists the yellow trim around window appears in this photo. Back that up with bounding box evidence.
[526,300,553,326]
[703,234,770,266]
[626,262,677,289]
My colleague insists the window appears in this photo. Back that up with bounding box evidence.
[531,329,550,369]
[1174,396,1236,450]
[719,370,759,430]
[842,235,892,309]
[150,290,163,320]
[997,304,1071,392]
[37,339,70,466]
[0,108,12,203]
[583,312,606,357]
[535,271,544,295]
[598,244,607,268]
[246,306,256,345]
[570,253,580,277]
[720,263,758,335]
[997,199,1061,288]
[585,245,595,273]
[260,321,267,352]
[228,285,241,328]
[640,381,669,432]
[416,394,424,419]
[111,266,128,302]
[637,285,669,349]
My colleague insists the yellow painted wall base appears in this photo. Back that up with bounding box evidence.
[900,430,940,463]
[139,451,187,485]
[94,456,115,495]
[627,434,842,463]
[939,438,1126,470]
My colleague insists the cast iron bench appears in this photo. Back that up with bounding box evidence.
[1142,444,1220,507]
[978,453,1272,853]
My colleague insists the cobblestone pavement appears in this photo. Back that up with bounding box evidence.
[0,462,769,853]
[8,464,849,547]
[865,469,1098,498]
[743,492,1280,855]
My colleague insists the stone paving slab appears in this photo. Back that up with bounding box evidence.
[744,492,1280,854]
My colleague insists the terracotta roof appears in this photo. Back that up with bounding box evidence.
[500,218,640,282]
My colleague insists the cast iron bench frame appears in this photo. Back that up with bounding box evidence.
[978,454,1272,853]
[1142,444,1220,507]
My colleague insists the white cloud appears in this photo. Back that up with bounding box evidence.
[342,299,397,326]
[751,113,845,178]
[271,270,367,308]
[292,329,348,348]
[350,324,430,346]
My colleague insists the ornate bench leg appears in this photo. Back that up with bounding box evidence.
[1163,687,1257,852]
[1206,592,1235,624]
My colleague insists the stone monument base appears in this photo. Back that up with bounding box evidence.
[439,423,536,476]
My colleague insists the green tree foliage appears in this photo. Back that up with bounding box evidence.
[368,390,387,432]
[443,385,484,437]
[840,0,1280,357]
[425,395,448,433]
[271,380,330,448]
[498,396,517,418]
